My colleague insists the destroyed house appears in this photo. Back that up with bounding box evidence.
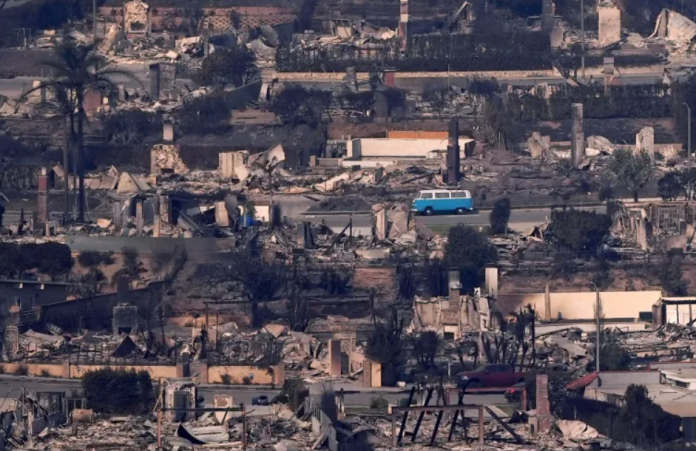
[653,297,696,328]
[0,279,67,322]
[567,369,696,443]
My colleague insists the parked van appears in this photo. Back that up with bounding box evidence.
[411,190,474,215]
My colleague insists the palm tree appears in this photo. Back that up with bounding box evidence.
[29,82,78,221]
[26,38,139,222]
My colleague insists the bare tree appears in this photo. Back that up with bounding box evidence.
[69,268,107,330]
[422,85,450,119]
[227,248,285,328]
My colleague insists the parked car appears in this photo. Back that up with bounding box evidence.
[252,395,269,406]
[456,364,526,388]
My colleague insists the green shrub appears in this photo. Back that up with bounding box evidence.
[82,368,154,414]
[220,373,233,385]
[280,378,309,411]
[548,209,612,252]
[77,251,115,267]
[15,365,28,376]
[40,370,51,378]
[242,376,252,385]
[370,396,389,412]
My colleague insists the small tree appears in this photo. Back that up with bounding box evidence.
[285,261,311,332]
[397,264,416,300]
[607,149,655,202]
[599,335,631,371]
[193,47,257,88]
[0,243,22,278]
[177,94,231,135]
[444,225,497,291]
[77,251,115,268]
[489,198,511,235]
[659,253,689,296]
[35,243,74,280]
[425,258,448,297]
[366,307,404,385]
[113,247,147,283]
[269,84,332,127]
[410,331,440,371]
[227,248,285,328]
[422,85,449,119]
[82,369,154,414]
[548,209,612,252]
[658,172,682,201]
[279,378,309,411]
[678,167,696,200]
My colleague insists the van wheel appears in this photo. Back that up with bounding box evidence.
[424,207,434,216]
[455,208,465,215]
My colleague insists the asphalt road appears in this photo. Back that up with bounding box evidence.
[0,376,507,413]
[419,205,608,232]
[310,205,608,234]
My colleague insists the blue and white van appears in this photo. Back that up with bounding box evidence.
[411,189,474,215]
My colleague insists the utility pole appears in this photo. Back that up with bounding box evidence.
[93,0,97,41]
[686,102,692,165]
[581,0,585,82]
[591,282,601,373]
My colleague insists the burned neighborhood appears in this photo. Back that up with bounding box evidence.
[3,0,696,449]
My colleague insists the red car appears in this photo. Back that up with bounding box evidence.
[456,364,526,388]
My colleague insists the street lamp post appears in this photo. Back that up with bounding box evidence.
[685,103,692,164]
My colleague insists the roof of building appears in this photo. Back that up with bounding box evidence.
[662,368,696,380]
[566,370,659,390]
[566,372,598,390]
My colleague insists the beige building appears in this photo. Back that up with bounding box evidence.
[496,290,661,322]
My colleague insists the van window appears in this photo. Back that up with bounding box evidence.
[452,191,469,198]
[420,193,433,199]
[435,192,450,199]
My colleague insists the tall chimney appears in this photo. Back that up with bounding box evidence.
[447,119,460,184]
[149,63,160,100]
